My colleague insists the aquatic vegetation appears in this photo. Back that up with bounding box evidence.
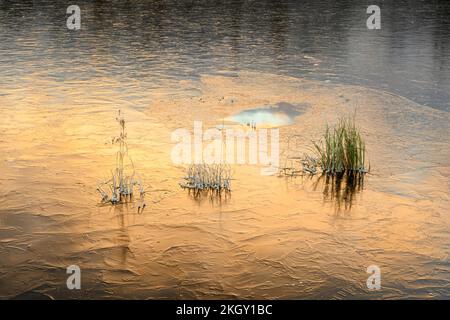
[278,116,367,210]
[300,154,320,175]
[279,153,318,176]
[313,115,367,174]
[279,115,368,178]
[279,134,319,176]
[180,163,232,192]
[97,110,146,211]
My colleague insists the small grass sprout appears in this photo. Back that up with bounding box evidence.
[180,163,232,192]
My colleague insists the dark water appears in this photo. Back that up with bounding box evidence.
[0,0,449,111]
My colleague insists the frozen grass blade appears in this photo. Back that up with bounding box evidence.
[97,110,146,210]
[180,163,232,192]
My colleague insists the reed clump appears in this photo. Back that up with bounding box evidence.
[278,115,368,177]
[313,115,368,175]
[97,110,146,210]
[180,163,232,192]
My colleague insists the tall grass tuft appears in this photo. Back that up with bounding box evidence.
[97,110,146,211]
[313,115,367,175]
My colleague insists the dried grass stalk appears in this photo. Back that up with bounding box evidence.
[97,110,146,211]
